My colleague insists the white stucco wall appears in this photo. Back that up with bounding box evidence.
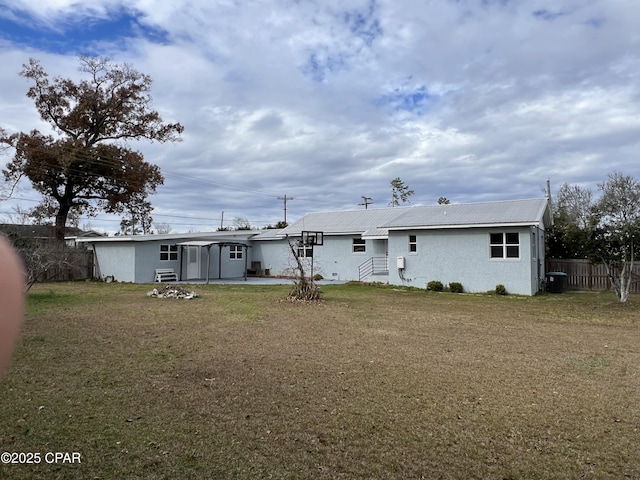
[387,227,537,295]
[250,239,291,276]
[93,244,136,282]
[133,241,181,282]
[310,235,368,280]
[251,235,382,281]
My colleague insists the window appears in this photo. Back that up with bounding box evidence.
[160,244,178,261]
[352,238,366,253]
[490,233,520,259]
[297,244,313,258]
[409,235,417,253]
[229,245,243,260]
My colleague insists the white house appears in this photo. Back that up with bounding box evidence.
[77,230,256,283]
[382,199,551,295]
[76,198,552,295]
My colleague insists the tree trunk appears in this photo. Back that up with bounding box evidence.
[55,202,71,241]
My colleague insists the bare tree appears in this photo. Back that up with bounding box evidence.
[154,222,172,234]
[555,183,594,229]
[18,243,86,291]
[286,237,320,301]
[589,173,640,303]
[232,216,253,230]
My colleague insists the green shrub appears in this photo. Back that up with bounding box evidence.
[495,284,507,295]
[427,280,444,292]
[449,282,463,293]
[313,273,324,281]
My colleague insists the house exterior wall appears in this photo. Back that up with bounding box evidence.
[531,226,546,294]
[250,239,291,276]
[251,235,381,281]
[387,227,537,295]
[86,222,545,294]
[215,245,248,279]
[134,240,181,282]
[315,235,367,281]
[134,241,253,282]
[93,244,136,282]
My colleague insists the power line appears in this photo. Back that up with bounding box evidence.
[3,142,282,199]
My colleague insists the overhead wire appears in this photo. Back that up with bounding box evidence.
[1,138,338,231]
[2,142,285,199]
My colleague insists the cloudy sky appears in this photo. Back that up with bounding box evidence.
[1,0,639,234]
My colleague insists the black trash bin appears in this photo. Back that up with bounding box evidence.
[546,272,567,293]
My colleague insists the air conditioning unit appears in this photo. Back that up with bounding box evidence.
[397,256,406,269]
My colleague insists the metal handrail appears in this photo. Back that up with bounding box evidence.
[358,256,389,281]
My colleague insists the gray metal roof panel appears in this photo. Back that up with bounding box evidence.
[280,207,408,236]
[280,199,550,237]
[382,198,551,229]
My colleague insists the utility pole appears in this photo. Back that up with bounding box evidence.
[358,196,373,209]
[278,195,294,224]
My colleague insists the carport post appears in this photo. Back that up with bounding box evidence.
[206,244,212,284]
[244,245,248,281]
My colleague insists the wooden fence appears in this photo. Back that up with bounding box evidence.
[546,259,640,293]
[17,248,94,283]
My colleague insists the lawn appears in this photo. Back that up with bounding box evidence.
[1,282,639,479]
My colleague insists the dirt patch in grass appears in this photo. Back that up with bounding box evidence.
[1,282,639,479]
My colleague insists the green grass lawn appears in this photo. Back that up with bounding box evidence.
[1,282,639,479]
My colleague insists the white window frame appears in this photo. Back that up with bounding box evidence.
[408,234,417,253]
[490,232,520,259]
[297,244,313,258]
[160,244,178,261]
[352,238,366,253]
[229,245,243,260]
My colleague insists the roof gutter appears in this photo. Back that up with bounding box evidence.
[385,221,544,231]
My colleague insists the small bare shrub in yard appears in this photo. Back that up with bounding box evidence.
[449,282,463,293]
[427,280,444,292]
[286,238,321,302]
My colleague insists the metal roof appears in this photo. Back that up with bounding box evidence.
[250,228,284,241]
[280,207,411,236]
[381,198,551,230]
[75,230,256,243]
[280,198,551,237]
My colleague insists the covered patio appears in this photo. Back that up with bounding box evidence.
[177,240,251,284]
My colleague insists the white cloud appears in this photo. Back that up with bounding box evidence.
[1,0,639,232]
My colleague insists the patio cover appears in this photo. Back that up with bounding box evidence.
[176,240,250,283]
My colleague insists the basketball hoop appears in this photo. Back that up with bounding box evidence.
[301,231,324,246]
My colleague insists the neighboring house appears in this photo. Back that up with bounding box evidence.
[0,224,103,247]
[75,198,552,295]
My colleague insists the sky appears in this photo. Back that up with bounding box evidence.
[0,0,639,234]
